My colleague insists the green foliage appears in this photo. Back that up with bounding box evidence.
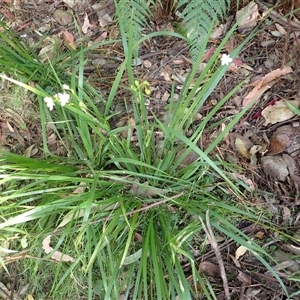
[175,0,231,60]
[1,5,297,299]
[115,0,231,60]
[115,0,160,57]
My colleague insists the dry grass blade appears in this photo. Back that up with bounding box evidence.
[199,210,230,299]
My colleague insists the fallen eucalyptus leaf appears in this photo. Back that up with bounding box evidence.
[199,261,219,277]
[42,235,75,262]
[262,99,300,126]
[235,245,249,260]
[235,137,251,159]
[261,155,289,181]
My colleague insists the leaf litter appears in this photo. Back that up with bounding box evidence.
[0,0,300,298]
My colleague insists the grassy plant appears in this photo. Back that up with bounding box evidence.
[0,9,297,300]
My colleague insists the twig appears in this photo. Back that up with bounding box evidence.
[102,191,185,227]
[199,210,230,300]
[256,0,300,30]
[238,282,246,300]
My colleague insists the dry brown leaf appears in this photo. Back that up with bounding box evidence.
[261,155,289,181]
[261,99,300,126]
[176,149,199,167]
[53,9,72,26]
[134,232,143,243]
[275,23,287,35]
[243,79,277,107]
[282,154,300,187]
[198,261,220,277]
[268,133,291,155]
[255,231,265,239]
[237,272,251,284]
[242,67,293,107]
[38,37,56,61]
[99,14,112,27]
[235,244,248,260]
[235,137,251,159]
[5,108,25,127]
[23,144,38,157]
[273,260,299,272]
[94,31,108,43]
[62,0,77,9]
[232,173,255,190]
[42,235,75,262]
[82,13,92,34]
[6,121,14,132]
[236,1,259,33]
[229,133,253,149]
[63,30,76,50]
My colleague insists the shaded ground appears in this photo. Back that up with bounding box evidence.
[0,0,300,299]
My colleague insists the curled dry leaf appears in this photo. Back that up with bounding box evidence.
[99,14,112,27]
[42,235,75,262]
[198,261,220,278]
[274,125,300,155]
[82,13,92,34]
[176,149,199,167]
[237,271,251,284]
[282,154,296,176]
[242,67,293,107]
[273,260,300,273]
[94,31,108,43]
[235,244,249,260]
[62,0,77,9]
[283,244,300,255]
[231,173,255,190]
[53,9,72,26]
[268,133,291,155]
[262,99,300,126]
[63,30,76,50]
[235,138,251,159]
[134,232,143,243]
[23,144,38,157]
[229,133,253,150]
[236,1,259,33]
[246,288,261,297]
[282,153,300,187]
[254,231,265,239]
[261,155,289,181]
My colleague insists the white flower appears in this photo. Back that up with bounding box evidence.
[56,92,70,106]
[221,53,233,66]
[44,96,55,111]
[62,84,70,90]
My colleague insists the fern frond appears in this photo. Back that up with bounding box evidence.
[115,0,230,62]
[175,0,231,61]
[115,0,158,57]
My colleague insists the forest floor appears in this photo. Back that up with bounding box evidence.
[0,0,300,299]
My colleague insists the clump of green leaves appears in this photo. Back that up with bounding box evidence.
[116,0,231,60]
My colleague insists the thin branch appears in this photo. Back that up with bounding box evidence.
[199,210,230,300]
